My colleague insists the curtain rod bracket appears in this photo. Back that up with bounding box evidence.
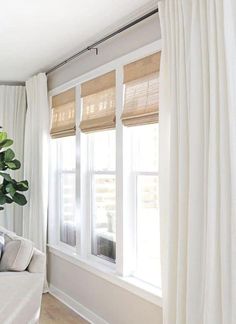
[87,47,99,55]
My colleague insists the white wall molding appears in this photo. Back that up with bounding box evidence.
[49,284,109,324]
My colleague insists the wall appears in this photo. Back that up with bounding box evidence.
[48,14,162,324]
[48,15,161,90]
[48,252,162,324]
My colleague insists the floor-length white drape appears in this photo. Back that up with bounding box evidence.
[0,86,26,235]
[159,1,236,324]
[23,73,49,260]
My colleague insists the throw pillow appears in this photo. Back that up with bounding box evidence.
[0,236,34,272]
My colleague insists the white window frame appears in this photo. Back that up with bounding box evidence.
[48,40,162,305]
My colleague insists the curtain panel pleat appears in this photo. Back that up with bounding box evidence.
[159,1,236,324]
[24,72,49,291]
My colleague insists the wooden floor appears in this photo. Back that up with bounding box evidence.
[40,293,89,324]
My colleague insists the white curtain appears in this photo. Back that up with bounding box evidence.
[0,86,26,235]
[159,1,236,324]
[23,73,49,259]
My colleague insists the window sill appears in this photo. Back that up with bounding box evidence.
[48,244,162,307]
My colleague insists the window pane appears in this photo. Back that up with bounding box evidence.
[135,175,160,287]
[58,136,76,247]
[60,172,76,247]
[92,130,115,171]
[133,124,159,172]
[60,136,76,171]
[92,174,116,262]
[129,122,160,287]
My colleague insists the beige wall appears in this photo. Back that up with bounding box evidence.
[48,252,162,324]
[48,14,162,324]
[48,15,161,90]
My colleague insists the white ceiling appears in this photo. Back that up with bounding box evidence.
[0,0,157,83]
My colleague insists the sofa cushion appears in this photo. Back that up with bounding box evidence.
[0,235,34,272]
[0,226,15,236]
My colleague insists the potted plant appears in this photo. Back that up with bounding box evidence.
[0,131,28,210]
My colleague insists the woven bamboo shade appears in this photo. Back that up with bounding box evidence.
[80,71,116,133]
[50,88,76,138]
[122,52,160,126]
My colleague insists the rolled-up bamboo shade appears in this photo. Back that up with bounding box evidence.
[50,88,76,138]
[80,71,116,133]
[122,52,160,126]
[81,71,115,97]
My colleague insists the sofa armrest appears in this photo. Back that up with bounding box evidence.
[0,271,44,323]
[27,248,46,273]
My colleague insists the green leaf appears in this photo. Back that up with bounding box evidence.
[4,148,15,161]
[16,180,29,191]
[0,139,13,149]
[0,194,6,205]
[12,192,27,206]
[5,162,16,169]
[0,162,6,171]
[5,196,13,204]
[0,172,12,182]
[12,160,21,169]
[5,159,21,170]
[0,132,7,143]
[0,151,4,161]
[6,183,16,195]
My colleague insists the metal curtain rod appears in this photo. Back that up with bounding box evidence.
[46,8,159,75]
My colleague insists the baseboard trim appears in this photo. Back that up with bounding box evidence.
[49,284,108,324]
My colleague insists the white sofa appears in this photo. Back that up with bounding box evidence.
[0,227,45,324]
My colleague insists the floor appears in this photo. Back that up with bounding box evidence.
[40,293,89,324]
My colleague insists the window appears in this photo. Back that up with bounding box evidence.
[87,130,116,262]
[80,71,116,264]
[130,124,160,287]
[49,48,161,297]
[54,136,76,247]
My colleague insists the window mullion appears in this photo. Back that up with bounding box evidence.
[75,84,83,255]
[115,66,126,276]
[57,142,62,246]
